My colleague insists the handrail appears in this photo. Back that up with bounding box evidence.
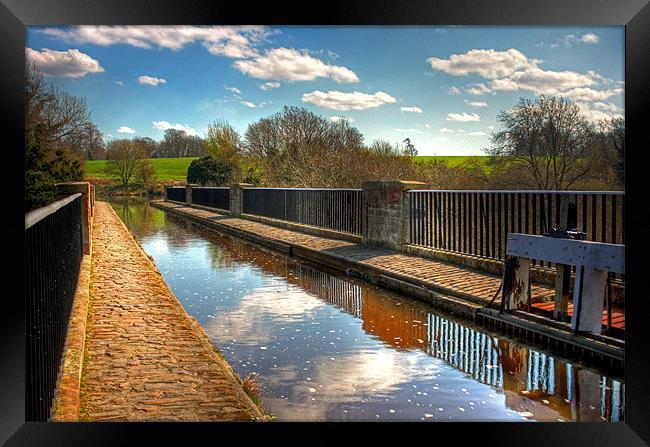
[408,189,625,195]
[191,186,230,189]
[25,193,82,230]
[241,187,363,191]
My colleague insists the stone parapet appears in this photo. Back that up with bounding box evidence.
[361,180,425,249]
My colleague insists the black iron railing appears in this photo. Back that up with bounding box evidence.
[243,188,363,236]
[166,187,186,203]
[25,194,83,421]
[191,187,230,211]
[408,190,625,270]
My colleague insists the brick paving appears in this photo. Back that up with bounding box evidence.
[79,202,264,421]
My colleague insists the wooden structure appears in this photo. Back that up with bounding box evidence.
[502,233,624,334]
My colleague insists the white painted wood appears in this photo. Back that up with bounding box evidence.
[571,268,608,334]
[506,234,624,274]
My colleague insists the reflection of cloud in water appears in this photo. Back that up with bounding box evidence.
[265,350,438,421]
[203,279,326,345]
[313,350,430,397]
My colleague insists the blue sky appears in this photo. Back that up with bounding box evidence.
[26,26,624,156]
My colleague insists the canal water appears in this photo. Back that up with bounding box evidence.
[109,196,624,422]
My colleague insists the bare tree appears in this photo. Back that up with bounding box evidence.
[206,119,242,161]
[487,95,595,190]
[26,63,93,148]
[105,139,148,186]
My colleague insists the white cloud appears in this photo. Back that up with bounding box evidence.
[393,128,423,134]
[580,33,600,44]
[426,46,623,107]
[427,48,539,79]
[233,47,359,83]
[465,100,488,108]
[448,86,462,95]
[39,25,270,59]
[466,83,492,95]
[591,101,623,113]
[260,81,281,90]
[400,106,423,113]
[301,90,396,111]
[439,128,455,133]
[560,87,623,102]
[152,121,198,135]
[138,75,167,86]
[574,101,624,122]
[26,47,104,78]
[117,126,136,134]
[241,101,257,108]
[490,68,595,95]
[115,80,124,86]
[330,116,355,123]
[468,131,486,136]
[432,136,451,143]
[224,85,241,94]
[447,112,481,122]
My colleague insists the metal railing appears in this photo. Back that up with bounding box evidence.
[191,187,230,211]
[242,188,363,236]
[25,194,84,421]
[166,186,186,203]
[408,190,624,270]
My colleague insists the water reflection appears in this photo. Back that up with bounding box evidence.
[109,197,624,422]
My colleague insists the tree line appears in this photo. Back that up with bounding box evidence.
[26,59,624,212]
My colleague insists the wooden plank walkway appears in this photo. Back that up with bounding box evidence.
[79,202,265,421]
[531,302,625,330]
[154,201,624,332]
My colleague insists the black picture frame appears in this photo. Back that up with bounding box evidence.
[2,0,649,445]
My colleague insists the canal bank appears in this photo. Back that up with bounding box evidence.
[113,197,623,421]
[63,201,267,421]
[151,200,624,364]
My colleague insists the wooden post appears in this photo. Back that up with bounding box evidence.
[501,255,530,311]
[553,194,577,320]
[571,266,608,334]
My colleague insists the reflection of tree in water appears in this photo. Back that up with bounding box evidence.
[118,200,624,421]
[109,195,166,238]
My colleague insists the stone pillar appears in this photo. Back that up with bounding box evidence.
[186,184,196,206]
[229,183,251,216]
[361,180,425,249]
[164,184,169,201]
[55,181,93,255]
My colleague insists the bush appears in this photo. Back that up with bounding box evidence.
[187,156,233,186]
[25,129,84,212]
[25,170,55,211]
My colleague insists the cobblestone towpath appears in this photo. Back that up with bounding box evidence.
[79,202,265,421]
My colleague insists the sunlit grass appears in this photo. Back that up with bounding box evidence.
[84,157,198,181]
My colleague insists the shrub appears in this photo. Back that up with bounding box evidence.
[187,156,234,186]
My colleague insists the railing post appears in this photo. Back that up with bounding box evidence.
[230,183,252,217]
[186,184,197,206]
[55,181,93,255]
[553,193,578,320]
[361,180,425,249]
[164,184,168,201]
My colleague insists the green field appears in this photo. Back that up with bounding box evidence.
[84,157,198,181]
[414,155,490,167]
[85,155,490,182]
